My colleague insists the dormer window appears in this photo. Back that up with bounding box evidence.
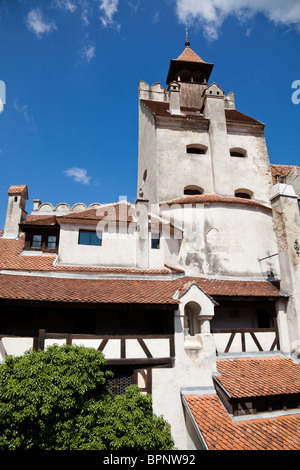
[25,231,59,252]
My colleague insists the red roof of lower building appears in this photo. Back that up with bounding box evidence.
[184,393,300,450]
[184,356,300,450]
[214,356,300,398]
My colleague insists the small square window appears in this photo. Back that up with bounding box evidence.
[47,235,57,249]
[151,234,160,249]
[32,234,42,248]
[78,230,102,246]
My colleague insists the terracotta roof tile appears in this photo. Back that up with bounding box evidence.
[141,100,264,128]
[271,164,300,184]
[184,392,300,450]
[225,109,265,127]
[176,47,205,63]
[7,185,28,199]
[0,273,180,305]
[162,193,271,211]
[215,356,300,398]
[140,99,207,121]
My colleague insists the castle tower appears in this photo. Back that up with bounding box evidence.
[137,37,273,207]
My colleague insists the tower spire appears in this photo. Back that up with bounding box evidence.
[185,28,190,47]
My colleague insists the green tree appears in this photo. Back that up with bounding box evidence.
[0,344,174,450]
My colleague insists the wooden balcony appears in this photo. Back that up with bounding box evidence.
[212,327,280,354]
[0,330,175,368]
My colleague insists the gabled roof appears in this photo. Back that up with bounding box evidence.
[183,356,300,450]
[7,185,28,200]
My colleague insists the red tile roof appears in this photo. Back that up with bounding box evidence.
[162,193,271,211]
[184,393,300,450]
[141,99,264,127]
[140,99,208,122]
[271,164,300,185]
[0,233,173,275]
[177,47,205,63]
[58,201,135,224]
[215,357,300,398]
[7,185,28,199]
[225,109,265,127]
[0,273,180,304]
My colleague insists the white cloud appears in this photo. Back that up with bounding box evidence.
[26,8,57,38]
[175,0,300,40]
[13,100,37,132]
[64,167,91,185]
[53,0,77,13]
[80,44,96,62]
[99,0,119,26]
[0,98,3,114]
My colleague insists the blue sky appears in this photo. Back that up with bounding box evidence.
[0,0,299,228]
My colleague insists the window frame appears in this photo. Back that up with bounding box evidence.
[78,229,102,247]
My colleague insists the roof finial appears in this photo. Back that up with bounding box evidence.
[185,28,190,47]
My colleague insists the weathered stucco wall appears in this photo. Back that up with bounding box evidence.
[160,203,280,278]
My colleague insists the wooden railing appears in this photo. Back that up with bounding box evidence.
[211,327,280,354]
[33,330,175,366]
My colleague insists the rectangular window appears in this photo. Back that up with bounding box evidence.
[47,235,57,249]
[151,233,160,249]
[78,230,102,246]
[31,234,42,248]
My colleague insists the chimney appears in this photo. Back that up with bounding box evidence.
[169,82,181,115]
[3,185,28,239]
[135,198,149,269]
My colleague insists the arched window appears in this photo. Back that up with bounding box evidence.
[230,147,247,158]
[184,185,203,195]
[186,144,208,155]
[180,69,192,82]
[235,189,253,199]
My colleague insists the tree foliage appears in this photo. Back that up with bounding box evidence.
[0,344,174,450]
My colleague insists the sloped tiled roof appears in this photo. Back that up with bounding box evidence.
[184,356,300,450]
[184,393,300,450]
[215,356,300,398]
[7,185,28,199]
[140,99,264,128]
[0,273,180,304]
[271,164,300,185]
[177,47,205,63]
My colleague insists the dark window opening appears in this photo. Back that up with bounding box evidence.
[78,230,102,246]
[256,308,272,328]
[235,192,251,199]
[187,147,206,155]
[230,150,246,158]
[184,186,203,196]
